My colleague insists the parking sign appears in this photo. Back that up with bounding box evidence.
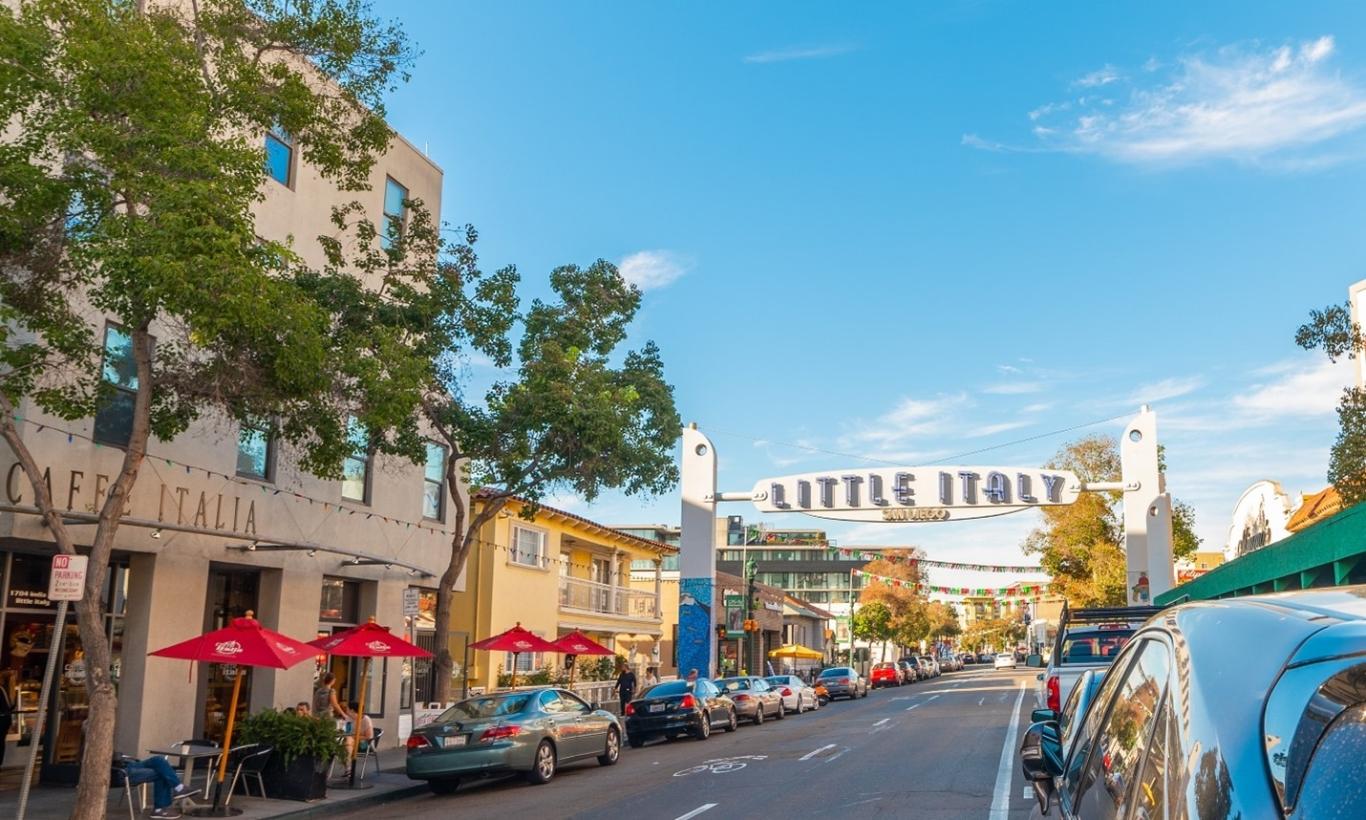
[48,554,88,601]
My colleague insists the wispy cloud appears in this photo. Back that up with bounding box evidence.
[963,421,1031,439]
[1128,376,1205,405]
[743,44,858,64]
[1233,356,1351,418]
[972,35,1366,167]
[840,393,970,450]
[618,250,691,291]
[983,382,1043,395]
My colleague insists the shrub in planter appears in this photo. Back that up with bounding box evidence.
[236,709,345,801]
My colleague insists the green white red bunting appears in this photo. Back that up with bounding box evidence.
[834,548,1041,573]
[851,567,1054,598]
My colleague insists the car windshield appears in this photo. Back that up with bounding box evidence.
[717,678,751,691]
[819,668,851,678]
[764,677,791,686]
[873,663,894,670]
[1059,631,1134,661]
[641,680,691,698]
[440,693,533,721]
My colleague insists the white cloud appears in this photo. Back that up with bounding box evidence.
[1074,64,1121,88]
[1000,35,1366,166]
[1021,402,1053,413]
[743,44,858,64]
[842,393,970,449]
[963,421,1030,439]
[983,382,1043,395]
[1232,356,1352,418]
[1127,376,1205,405]
[996,364,1023,374]
[618,250,690,291]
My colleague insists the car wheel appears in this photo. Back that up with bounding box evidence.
[525,740,556,785]
[776,700,786,720]
[753,706,765,725]
[796,698,805,714]
[598,727,621,766]
[693,714,712,740]
[726,708,739,732]
[428,777,460,796]
[627,733,646,749]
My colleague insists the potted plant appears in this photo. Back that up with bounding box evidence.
[235,708,344,801]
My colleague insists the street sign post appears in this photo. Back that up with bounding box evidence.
[402,587,420,617]
[18,554,89,820]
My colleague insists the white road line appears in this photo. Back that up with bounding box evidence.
[989,681,1027,820]
[905,704,921,711]
[927,694,940,702]
[674,804,717,820]
[800,743,836,761]
[873,718,890,727]
[979,697,986,706]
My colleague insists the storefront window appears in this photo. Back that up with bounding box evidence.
[319,578,360,623]
[201,568,258,743]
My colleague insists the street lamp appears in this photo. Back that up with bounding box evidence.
[745,556,757,675]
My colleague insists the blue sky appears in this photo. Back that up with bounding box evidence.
[376,2,1366,587]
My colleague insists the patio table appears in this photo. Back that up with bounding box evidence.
[145,744,224,792]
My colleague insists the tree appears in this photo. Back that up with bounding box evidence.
[925,601,962,644]
[0,1,422,814]
[857,550,930,654]
[423,259,680,701]
[1297,302,1366,503]
[851,600,894,663]
[1023,435,1200,607]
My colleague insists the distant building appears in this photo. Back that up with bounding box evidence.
[1176,551,1227,584]
[1225,480,1297,560]
[1287,486,1344,533]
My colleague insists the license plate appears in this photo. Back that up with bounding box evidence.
[649,703,666,713]
[440,735,467,748]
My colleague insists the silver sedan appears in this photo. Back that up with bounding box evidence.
[763,675,820,713]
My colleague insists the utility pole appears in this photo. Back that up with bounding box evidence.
[745,555,757,675]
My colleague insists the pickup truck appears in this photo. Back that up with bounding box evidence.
[1029,604,1161,712]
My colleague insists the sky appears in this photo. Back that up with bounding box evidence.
[374,1,1366,591]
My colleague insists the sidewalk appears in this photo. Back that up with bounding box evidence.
[0,765,426,820]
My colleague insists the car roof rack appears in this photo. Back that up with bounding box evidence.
[1064,605,1164,624]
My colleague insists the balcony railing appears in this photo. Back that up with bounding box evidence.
[559,576,659,620]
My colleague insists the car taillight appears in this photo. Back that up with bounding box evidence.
[838,678,849,685]
[406,735,431,750]
[733,694,750,701]
[1046,675,1061,712]
[679,694,696,709]
[782,687,792,696]
[479,725,521,743]
[624,702,635,716]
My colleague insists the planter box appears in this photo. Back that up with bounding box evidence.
[258,754,330,802]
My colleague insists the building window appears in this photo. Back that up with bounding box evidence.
[93,324,138,447]
[509,525,546,568]
[422,442,445,520]
[319,577,362,623]
[265,125,293,187]
[236,419,273,481]
[341,417,370,503]
[381,176,407,251]
[505,650,539,674]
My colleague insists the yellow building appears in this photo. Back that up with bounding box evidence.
[452,493,676,690]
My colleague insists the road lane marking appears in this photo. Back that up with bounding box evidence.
[979,697,986,706]
[989,681,1027,820]
[873,718,890,727]
[927,694,940,702]
[674,804,717,820]
[800,743,836,761]
[905,704,921,711]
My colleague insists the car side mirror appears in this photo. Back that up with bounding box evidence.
[1026,654,1044,667]
[1020,721,1065,781]
[590,701,601,711]
[1030,708,1058,724]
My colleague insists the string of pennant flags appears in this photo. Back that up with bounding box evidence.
[831,547,1042,574]
[852,567,1055,598]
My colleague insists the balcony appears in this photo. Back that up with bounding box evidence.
[559,576,659,620]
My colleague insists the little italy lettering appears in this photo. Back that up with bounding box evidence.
[750,466,1081,523]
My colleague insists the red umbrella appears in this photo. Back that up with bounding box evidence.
[468,622,560,690]
[307,619,430,788]
[150,613,315,816]
[548,631,614,686]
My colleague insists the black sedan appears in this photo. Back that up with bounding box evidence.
[624,678,738,746]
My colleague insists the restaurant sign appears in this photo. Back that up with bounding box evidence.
[750,466,1081,522]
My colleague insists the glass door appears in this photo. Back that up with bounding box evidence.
[199,567,259,743]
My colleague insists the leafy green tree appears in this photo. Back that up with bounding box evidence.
[1024,435,1200,607]
[422,258,681,701]
[852,600,895,663]
[0,1,421,813]
[1297,302,1366,503]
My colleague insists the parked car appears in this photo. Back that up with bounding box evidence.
[917,655,941,677]
[961,653,976,665]
[623,678,737,747]
[978,652,994,664]
[1020,587,1366,819]
[716,676,785,724]
[994,652,1017,669]
[907,656,934,680]
[817,666,868,700]
[870,662,903,688]
[764,675,820,713]
[1028,604,1158,714]
[405,687,620,794]
[896,659,919,682]
[939,654,961,672]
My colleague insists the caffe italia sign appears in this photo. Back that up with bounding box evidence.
[750,466,1081,522]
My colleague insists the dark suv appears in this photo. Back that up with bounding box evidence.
[1021,587,1366,818]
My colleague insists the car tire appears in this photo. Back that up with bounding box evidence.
[776,701,785,720]
[753,706,765,725]
[796,698,805,714]
[525,740,557,785]
[428,777,460,796]
[693,714,711,740]
[726,708,739,732]
[598,727,621,766]
[627,734,646,749]
[861,687,869,698]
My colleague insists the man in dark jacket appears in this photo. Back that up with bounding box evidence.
[615,665,637,715]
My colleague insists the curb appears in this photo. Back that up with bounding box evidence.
[256,778,427,820]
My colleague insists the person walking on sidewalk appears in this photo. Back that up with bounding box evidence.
[615,663,637,714]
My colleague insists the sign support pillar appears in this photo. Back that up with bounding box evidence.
[1120,406,1174,604]
[679,425,718,679]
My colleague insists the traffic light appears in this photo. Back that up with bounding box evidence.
[715,623,727,640]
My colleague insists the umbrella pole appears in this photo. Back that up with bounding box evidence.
[213,667,244,811]
[348,657,371,788]
[510,653,518,691]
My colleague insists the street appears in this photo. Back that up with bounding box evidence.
[340,667,1037,820]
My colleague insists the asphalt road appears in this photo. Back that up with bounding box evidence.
[341,665,1039,820]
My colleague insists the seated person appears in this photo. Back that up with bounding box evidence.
[295,701,312,717]
[342,702,375,757]
[120,754,198,819]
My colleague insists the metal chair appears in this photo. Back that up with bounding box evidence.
[357,727,383,778]
[109,761,138,820]
[226,745,272,805]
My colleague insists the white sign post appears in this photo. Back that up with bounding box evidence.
[401,587,421,742]
[402,587,420,618]
[17,554,88,820]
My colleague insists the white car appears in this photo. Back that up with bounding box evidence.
[763,675,820,713]
[993,652,1017,669]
